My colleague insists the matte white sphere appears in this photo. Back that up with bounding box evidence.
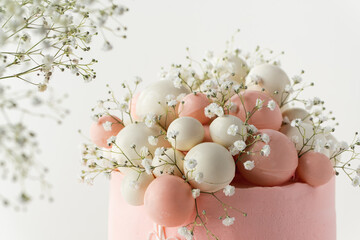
[246,64,290,105]
[114,122,170,174]
[225,53,249,84]
[209,115,247,148]
[184,142,235,192]
[121,170,154,206]
[136,80,190,128]
[152,148,185,177]
[282,108,311,123]
[280,123,330,157]
[167,117,204,151]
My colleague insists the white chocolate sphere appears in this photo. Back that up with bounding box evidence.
[280,123,330,157]
[184,142,235,192]
[152,148,185,177]
[167,117,204,151]
[114,122,170,174]
[121,170,154,206]
[209,115,247,148]
[136,80,190,128]
[246,64,290,105]
[282,108,311,123]
[225,53,249,84]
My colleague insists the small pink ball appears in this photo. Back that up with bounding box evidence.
[90,115,123,148]
[237,129,298,186]
[202,124,213,142]
[297,151,334,187]
[130,92,141,121]
[230,90,282,130]
[178,93,211,124]
[144,175,195,227]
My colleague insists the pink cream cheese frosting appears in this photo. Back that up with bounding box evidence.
[108,172,336,240]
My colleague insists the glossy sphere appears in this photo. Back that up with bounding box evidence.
[184,142,235,192]
[121,171,154,206]
[282,108,311,123]
[209,115,247,147]
[230,90,282,130]
[246,64,290,105]
[114,123,170,174]
[237,129,298,186]
[135,80,190,128]
[178,93,211,124]
[144,175,195,227]
[167,117,204,151]
[152,148,185,177]
[297,151,334,187]
[90,115,124,148]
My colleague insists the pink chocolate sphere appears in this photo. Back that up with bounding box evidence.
[230,90,282,130]
[90,115,123,148]
[144,175,195,227]
[237,129,298,186]
[203,124,213,142]
[297,151,334,187]
[130,92,141,121]
[178,93,211,124]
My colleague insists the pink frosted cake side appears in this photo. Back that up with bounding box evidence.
[108,172,336,240]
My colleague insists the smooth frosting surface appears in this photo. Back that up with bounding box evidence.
[108,173,336,240]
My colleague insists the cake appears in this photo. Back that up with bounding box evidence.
[80,45,360,240]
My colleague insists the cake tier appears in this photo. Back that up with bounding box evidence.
[108,172,336,240]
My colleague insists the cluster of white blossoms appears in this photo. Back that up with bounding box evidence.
[205,103,224,118]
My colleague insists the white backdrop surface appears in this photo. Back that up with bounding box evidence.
[1,0,360,239]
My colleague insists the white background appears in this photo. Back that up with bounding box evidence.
[1,0,360,239]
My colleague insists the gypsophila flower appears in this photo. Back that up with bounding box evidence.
[173,77,182,88]
[107,136,116,146]
[102,121,112,131]
[222,216,235,226]
[261,145,271,157]
[227,124,239,136]
[352,176,360,187]
[118,102,129,112]
[356,165,360,176]
[134,76,143,85]
[267,100,276,111]
[247,124,258,134]
[148,136,158,146]
[192,189,201,199]
[204,103,224,118]
[195,172,204,183]
[234,140,247,151]
[339,141,349,150]
[155,147,165,157]
[292,75,303,84]
[261,133,270,144]
[141,158,152,175]
[223,185,235,196]
[291,118,302,127]
[167,130,179,139]
[140,146,149,157]
[178,227,193,240]
[244,160,255,170]
[185,158,198,170]
[229,145,240,156]
[255,98,264,109]
[144,113,157,128]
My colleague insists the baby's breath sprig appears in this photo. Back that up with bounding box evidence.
[0,0,128,88]
[0,84,68,208]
